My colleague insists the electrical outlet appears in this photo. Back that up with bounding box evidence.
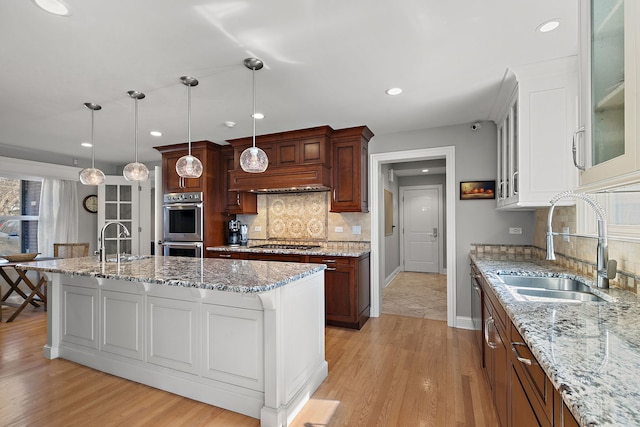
[509,227,522,235]
[562,226,570,242]
[352,225,361,235]
[335,226,344,233]
[254,226,262,232]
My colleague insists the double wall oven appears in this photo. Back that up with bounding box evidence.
[161,192,203,258]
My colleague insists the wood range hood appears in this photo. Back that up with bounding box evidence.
[228,163,331,193]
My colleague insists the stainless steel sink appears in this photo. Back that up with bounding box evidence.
[498,275,592,292]
[514,288,605,302]
[498,275,607,302]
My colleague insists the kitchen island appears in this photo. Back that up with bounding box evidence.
[19,255,328,427]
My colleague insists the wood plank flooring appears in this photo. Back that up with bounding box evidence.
[0,307,498,426]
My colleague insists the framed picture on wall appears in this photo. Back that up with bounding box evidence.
[460,180,495,200]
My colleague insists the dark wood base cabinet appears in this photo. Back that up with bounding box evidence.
[472,258,581,427]
[308,254,370,329]
[207,250,371,330]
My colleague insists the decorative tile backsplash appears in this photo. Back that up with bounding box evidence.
[267,192,328,240]
[236,192,371,242]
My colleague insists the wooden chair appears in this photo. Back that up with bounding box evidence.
[53,242,90,258]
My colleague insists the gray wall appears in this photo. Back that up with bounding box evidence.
[382,164,400,282]
[370,122,535,319]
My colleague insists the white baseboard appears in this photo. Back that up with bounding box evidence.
[384,267,401,288]
[455,316,476,330]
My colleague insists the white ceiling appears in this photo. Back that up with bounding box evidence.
[0,0,578,167]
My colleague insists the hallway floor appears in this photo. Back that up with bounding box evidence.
[381,271,447,321]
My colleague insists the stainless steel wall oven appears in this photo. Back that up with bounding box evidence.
[162,192,203,258]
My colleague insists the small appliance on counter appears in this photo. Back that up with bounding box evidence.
[228,219,241,246]
[240,224,248,246]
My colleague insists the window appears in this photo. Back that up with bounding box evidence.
[0,177,41,254]
[577,191,640,240]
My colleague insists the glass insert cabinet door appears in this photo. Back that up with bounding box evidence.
[578,0,637,186]
[591,0,624,166]
[97,176,151,256]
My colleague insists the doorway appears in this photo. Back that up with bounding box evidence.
[370,146,456,327]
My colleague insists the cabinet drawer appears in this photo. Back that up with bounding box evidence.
[208,252,247,260]
[510,325,553,423]
[308,256,353,268]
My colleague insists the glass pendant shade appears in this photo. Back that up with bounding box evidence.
[79,102,106,185]
[123,90,149,182]
[123,162,149,181]
[241,57,268,173]
[79,167,106,186]
[176,76,203,179]
[240,146,268,173]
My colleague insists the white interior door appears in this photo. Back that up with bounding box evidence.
[98,176,151,256]
[401,187,440,273]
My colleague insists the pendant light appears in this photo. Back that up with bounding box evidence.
[123,90,149,182]
[79,102,106,185]
[175,76,203,179]
[240,57,268,173]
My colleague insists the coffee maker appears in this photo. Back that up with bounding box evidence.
[228,220,241,246]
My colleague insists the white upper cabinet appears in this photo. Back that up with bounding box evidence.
[491,56,579,210]
[576,0,640,190]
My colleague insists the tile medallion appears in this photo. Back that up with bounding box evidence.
[267,192,328,240]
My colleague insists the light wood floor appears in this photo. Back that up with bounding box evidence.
[0,307,498,426]
[382,272,448,321]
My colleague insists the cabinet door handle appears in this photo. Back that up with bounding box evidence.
[218,254,232,258]
[326,268,337,271]
[512,171,518,195]
[572,126,586,171]
[333,189,336,201]
[322,259,336,263]
[484,317,498,349]
[511,342,534,366]
[236,193,240,206]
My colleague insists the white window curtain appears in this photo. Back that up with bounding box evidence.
[38,179,79,257]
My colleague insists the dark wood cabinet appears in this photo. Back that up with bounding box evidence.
[483,288,508,427]
[509,324,553,427]
[309,253,370,329]
[222,146,257,214]
[471,258,582,427]
[510,363,550,427]
[246,252,304,263]
[154,141,226,249]
[161,147,205,193]
[553,389,580,427]
[208,252,247,260]
[330,126,373,213]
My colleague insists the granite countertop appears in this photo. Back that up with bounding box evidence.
[206,245,370,258]
[472,254,640,427]
[17,255,326,293]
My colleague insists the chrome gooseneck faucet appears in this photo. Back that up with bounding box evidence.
[99,221,131,262]
[546,191,616,289]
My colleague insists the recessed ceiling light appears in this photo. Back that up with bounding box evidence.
[32,0,71,16]
[252,113,264,119]
[224,121,236,128]
[421,169,429,173]
[386,88,403,96]
[537,20,560,33]
[81,142,92,148]
[150,131,162,137]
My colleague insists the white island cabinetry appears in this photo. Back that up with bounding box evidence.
[24,256,327,427]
